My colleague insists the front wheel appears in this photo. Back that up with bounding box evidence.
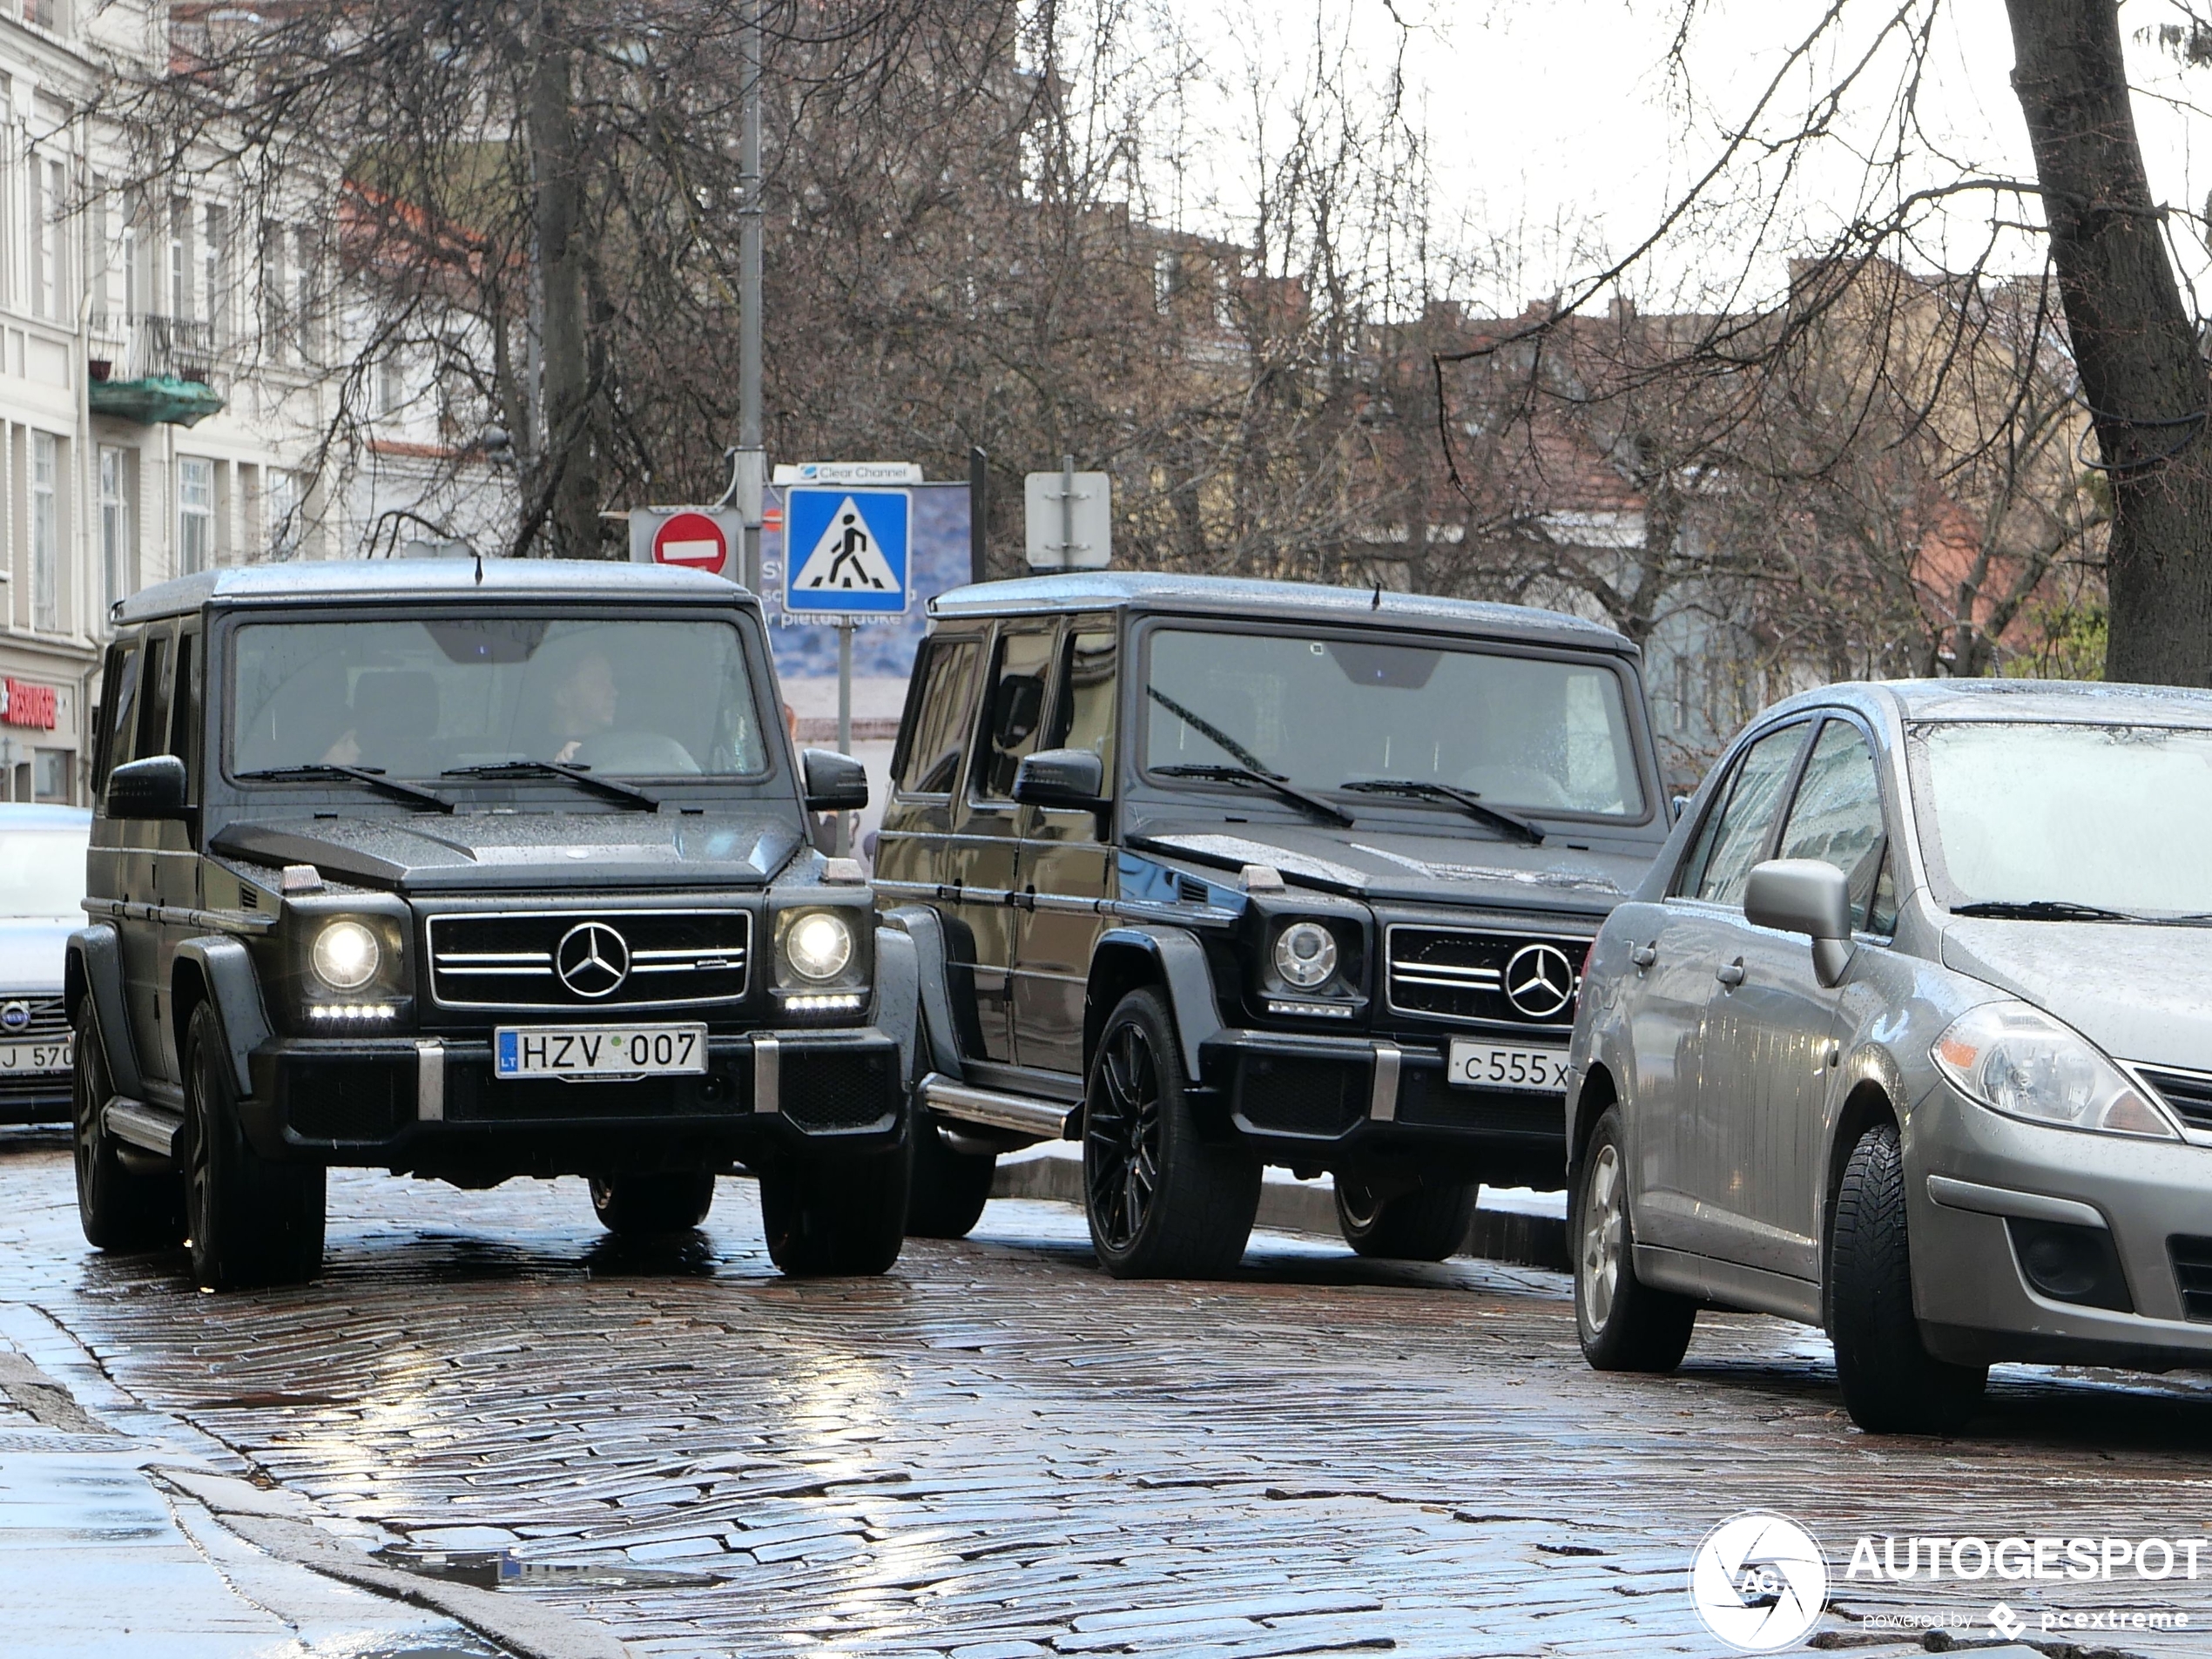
[1830,1122,1986,1434]
[1574,1108,1695,1371]
[1082,988,1258,1278]
[759,1143,910,1276]
[184,1004,324,1291]
[71,1001,184,1251]
[590,1170,716,1237]
[906,1114,995,1240]
[1335,1177,1476,1261]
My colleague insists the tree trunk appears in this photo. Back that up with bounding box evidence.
[530,3,598,558]
[2006,0,2212,684]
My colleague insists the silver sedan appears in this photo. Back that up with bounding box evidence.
[1565,680,2212,1433]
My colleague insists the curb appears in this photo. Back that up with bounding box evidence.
[992,1151,1571,1271]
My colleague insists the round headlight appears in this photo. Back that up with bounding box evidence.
[312,920,381,991]
[1273,921,1339,989]
[786,912,854,982]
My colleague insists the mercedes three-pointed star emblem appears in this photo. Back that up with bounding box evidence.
[556,921,631,999]
[1502,941,1577,1020]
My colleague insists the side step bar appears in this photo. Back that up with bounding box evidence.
[919,1073,1073,1141]
[105,1098,183,1159]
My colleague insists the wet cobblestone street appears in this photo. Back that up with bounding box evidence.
[6,1128,2212,1658]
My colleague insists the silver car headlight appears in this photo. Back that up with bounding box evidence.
[1932,1003,2176,1140]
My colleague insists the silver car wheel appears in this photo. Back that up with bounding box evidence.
[1579,1142,1624,1335]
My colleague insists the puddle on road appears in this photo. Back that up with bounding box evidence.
[374,1544,726,1591]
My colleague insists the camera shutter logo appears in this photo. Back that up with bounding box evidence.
[1689,1510,1828,1651]
[556,921,631,999]
[1503,941,1576,1019]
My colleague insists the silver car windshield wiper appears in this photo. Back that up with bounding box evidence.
[1151,763,1355,827]
[442,760,660,811]
[1339,778,1544,846]
[237,764,455,813]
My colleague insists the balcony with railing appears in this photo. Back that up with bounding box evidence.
[87,314,226,427]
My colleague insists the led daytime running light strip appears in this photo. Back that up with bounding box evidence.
[307,1003,398,1022]
[782,993,865,1013]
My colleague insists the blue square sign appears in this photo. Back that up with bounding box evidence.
[782,488,911,614]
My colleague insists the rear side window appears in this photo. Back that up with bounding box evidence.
[895,636,981,795]
[1777,718,1895,934]
[1675,723,1808,905]
[974,626,1056,799]
[170,628,203,803]
[93,642,137,791]
[1044,624,1117,776]
[136,631,172,764]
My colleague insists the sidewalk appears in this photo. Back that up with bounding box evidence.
[0,1301,624,1659]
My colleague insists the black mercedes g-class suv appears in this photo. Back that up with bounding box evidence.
[876,572,1671,1277]
[69,560,915,1289]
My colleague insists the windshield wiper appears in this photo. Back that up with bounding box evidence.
[237,764,455,813]
[442,760,660,810]
[1144,685,1274,774]
[1151,763,1355,827]
[1952,899,2144,922]
[1339,778,1544,846]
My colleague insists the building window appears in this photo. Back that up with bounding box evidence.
[169,195,192,320]
[266,469,299,559]
[378,347,404,417]
[204,203,228,343]
[260,219,287,361]
[1154,250,1176,314]
[31,432,58,631]
[292,227,314,362]
[99,445,133,611]
[179,456,214,575]
[24,1,60,30]
[34,747,71,804]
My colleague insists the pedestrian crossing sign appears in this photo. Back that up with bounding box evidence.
[783,488,911,615]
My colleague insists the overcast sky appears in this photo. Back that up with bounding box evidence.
[1180,0,2212,316]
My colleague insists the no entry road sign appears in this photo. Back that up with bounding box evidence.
[783,488,911,616]
[627,507,741,578]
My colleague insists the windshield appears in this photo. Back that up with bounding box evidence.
[0,826,87,918]
[230,617,769,781]
[1141,627,1646,819]
[1915,721,2212,916]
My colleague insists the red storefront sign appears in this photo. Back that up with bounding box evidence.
[1,678,57,730]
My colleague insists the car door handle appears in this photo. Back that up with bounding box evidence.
[1716,958,1745,988]
[1629,942,1658,969]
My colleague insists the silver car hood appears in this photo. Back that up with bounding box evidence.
[1939,919,2212,1071]
[0,919,73,995]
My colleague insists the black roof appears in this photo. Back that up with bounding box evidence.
[112,560,755,625]
[927,572,1636,655]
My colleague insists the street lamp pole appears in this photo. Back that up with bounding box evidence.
[736,0,765,592]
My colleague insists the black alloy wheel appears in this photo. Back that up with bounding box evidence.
[183,1003,325,1291]
[70,1000,184,1251]
[1081,988,1259,1279]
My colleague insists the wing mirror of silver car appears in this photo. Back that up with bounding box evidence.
[105,753,190,820]
[1744,858,1857,988]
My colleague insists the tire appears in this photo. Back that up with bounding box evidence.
[1082,988,1259,1279]
[590,1170,717,1237]
[1574,1108,1695,1372]
[759,1142,911,1276]
[907,1113,995,1240]
[183,1004,325,1291]
[1830,1122,1986,1434]
[1335,1177,1476,1261]
[70,1001,185,1251]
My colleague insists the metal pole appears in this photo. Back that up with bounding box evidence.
[1060,453,1075,570]
[737,0,765,592]
[834,619,853,855]
[968,445,988,585]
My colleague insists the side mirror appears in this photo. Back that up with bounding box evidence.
[1012,746,1107,811]
[801,748,869,813]
[1745,858,1856,988]
[105,754,188,820]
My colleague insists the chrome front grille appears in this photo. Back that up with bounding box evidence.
[427,909,750,1009]
[0,995,68,1043]
[1386,927,1587,1028]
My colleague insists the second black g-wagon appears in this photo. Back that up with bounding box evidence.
[876,573,1672,1278]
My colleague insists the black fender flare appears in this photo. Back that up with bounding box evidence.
[1086,925,1221,1082]
[66,924,142,1098]
[881,906,964,1080]
[173,936,273,1100]
[872,924,921,1084]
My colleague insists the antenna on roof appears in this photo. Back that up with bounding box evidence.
[474,548,484,586]
[1371,581,1382,610]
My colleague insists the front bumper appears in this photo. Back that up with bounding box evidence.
[1909,1077,2212,1367]
[1199,1028,1564,1184]
[242,1026,904,1177]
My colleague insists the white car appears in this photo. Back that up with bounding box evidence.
[0,803,90,1123]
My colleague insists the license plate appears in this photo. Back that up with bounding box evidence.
[495,1024,706,1081]
[1447,1039,1569,1093]
[0,1041,71,1075]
